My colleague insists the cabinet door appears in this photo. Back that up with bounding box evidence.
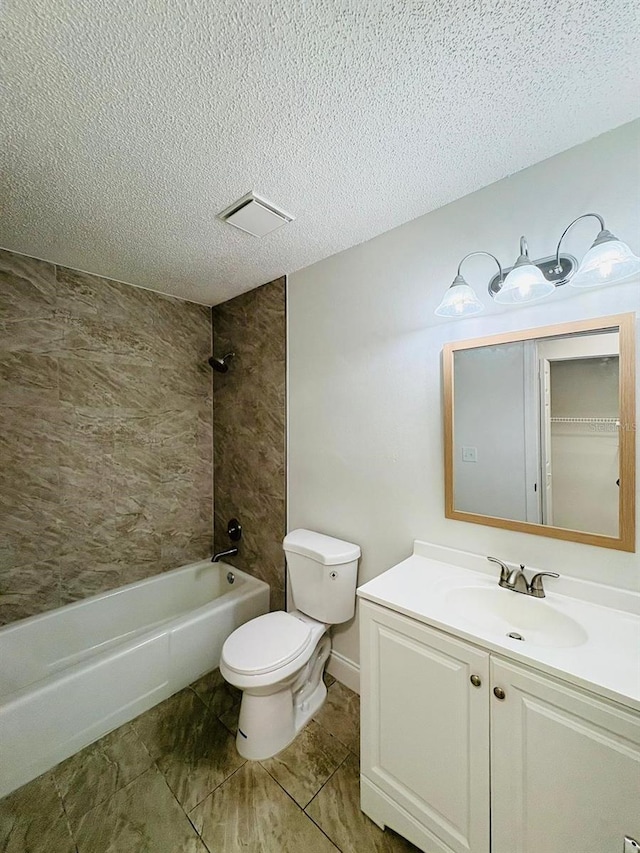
[360,601,490,853]
[491,657,640,853]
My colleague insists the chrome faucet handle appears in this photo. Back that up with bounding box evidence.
[487,556,511,587]
[506,565,530,594]
[528,571,560,598]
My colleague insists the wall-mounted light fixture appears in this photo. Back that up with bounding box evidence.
[435,213,640,318]
[435,251,502,317]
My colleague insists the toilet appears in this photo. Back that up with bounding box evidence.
[219,529,361,760]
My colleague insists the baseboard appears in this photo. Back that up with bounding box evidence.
[326,649,360,694]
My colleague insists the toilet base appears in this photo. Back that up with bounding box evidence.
[234,635,331,760]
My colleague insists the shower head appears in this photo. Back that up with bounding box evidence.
[208,352,235,373]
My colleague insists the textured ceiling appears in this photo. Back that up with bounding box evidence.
[2,1,639,305]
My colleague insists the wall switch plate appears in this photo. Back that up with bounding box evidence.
[462,446,478,463]
[624,837,639,852]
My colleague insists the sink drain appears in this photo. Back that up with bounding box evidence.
[507,631,525,641]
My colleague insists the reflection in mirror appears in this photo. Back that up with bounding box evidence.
[453,331,619,535]
[443,314,635,552]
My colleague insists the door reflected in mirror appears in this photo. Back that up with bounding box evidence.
[443,315,636,552]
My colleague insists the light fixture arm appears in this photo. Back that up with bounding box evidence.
[554,213,607,272]
[457,250,504,284]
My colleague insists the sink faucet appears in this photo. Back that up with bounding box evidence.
[487,556,559,598]
[211,546,238,563]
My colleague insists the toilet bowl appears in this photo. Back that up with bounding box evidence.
[220,529,360,760]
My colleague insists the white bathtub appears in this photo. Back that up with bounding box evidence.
[0,559,269,798]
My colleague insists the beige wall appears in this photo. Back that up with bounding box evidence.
[0,249,213,626]
[212,278,286,612]
[288,120,640,669]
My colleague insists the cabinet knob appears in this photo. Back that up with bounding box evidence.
[470,674,482,687]
[493,686,506,700]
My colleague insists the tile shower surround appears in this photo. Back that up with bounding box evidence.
[212,277,287,611]
[0,249,213,626]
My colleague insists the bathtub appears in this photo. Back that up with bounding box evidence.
[0,559,269,798]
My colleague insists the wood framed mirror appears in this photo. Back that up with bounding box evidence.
[443,313,636,551]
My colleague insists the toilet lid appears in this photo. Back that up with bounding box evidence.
[222,611,313,676]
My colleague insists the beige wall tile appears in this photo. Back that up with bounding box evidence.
[212,277,286,610]
[0,250,213,627]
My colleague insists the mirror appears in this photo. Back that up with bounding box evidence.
[443,314,636,551]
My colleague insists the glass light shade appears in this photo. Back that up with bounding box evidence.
[435,277,484,317]
[570,238,640,287]
[494,262,555,305]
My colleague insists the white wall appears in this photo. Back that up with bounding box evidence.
[550,355,620,536]
[288,120,640,669]
[453,342,528,521]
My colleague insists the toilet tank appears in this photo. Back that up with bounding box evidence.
[283,529,361,624]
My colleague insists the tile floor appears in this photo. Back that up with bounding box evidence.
[0,670,420,852]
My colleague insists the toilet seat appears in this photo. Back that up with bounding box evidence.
[221,611,313,676]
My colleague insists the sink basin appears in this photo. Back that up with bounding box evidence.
[444,586,588,648]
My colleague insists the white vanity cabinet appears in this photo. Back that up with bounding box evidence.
[360,600,491,853]
[360,599,640,853]
[490,658,640,853]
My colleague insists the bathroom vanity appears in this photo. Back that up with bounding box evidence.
[357,542,640,853]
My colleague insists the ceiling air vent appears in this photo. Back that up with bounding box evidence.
[218,191,295,237]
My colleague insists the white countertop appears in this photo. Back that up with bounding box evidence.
[357,541,640,712]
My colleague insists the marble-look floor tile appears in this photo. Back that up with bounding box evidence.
[54,722,154,823]
[190,667,240,716]
[156,714,245,812]
[132,688,207,761]
[306,753,420,853]
[133,688,245,811]
[190,761,338,853]
[260,719,349,808]
[73,766,207,853]
[0,770,75,853]
[314,680,361,756]
[218,700,241,736]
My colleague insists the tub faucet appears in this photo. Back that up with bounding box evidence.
[211,546,238,563]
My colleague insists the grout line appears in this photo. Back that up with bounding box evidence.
[152,762,215,851]
[188,684,212,711]
[182,758,248,824]
[302,753,356,853]
[255,762,341,851]
[50,773,80,853]
[304,751,351,814]
[182,756,248,816]
[311,714,358,758]
[304,797,345,852]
